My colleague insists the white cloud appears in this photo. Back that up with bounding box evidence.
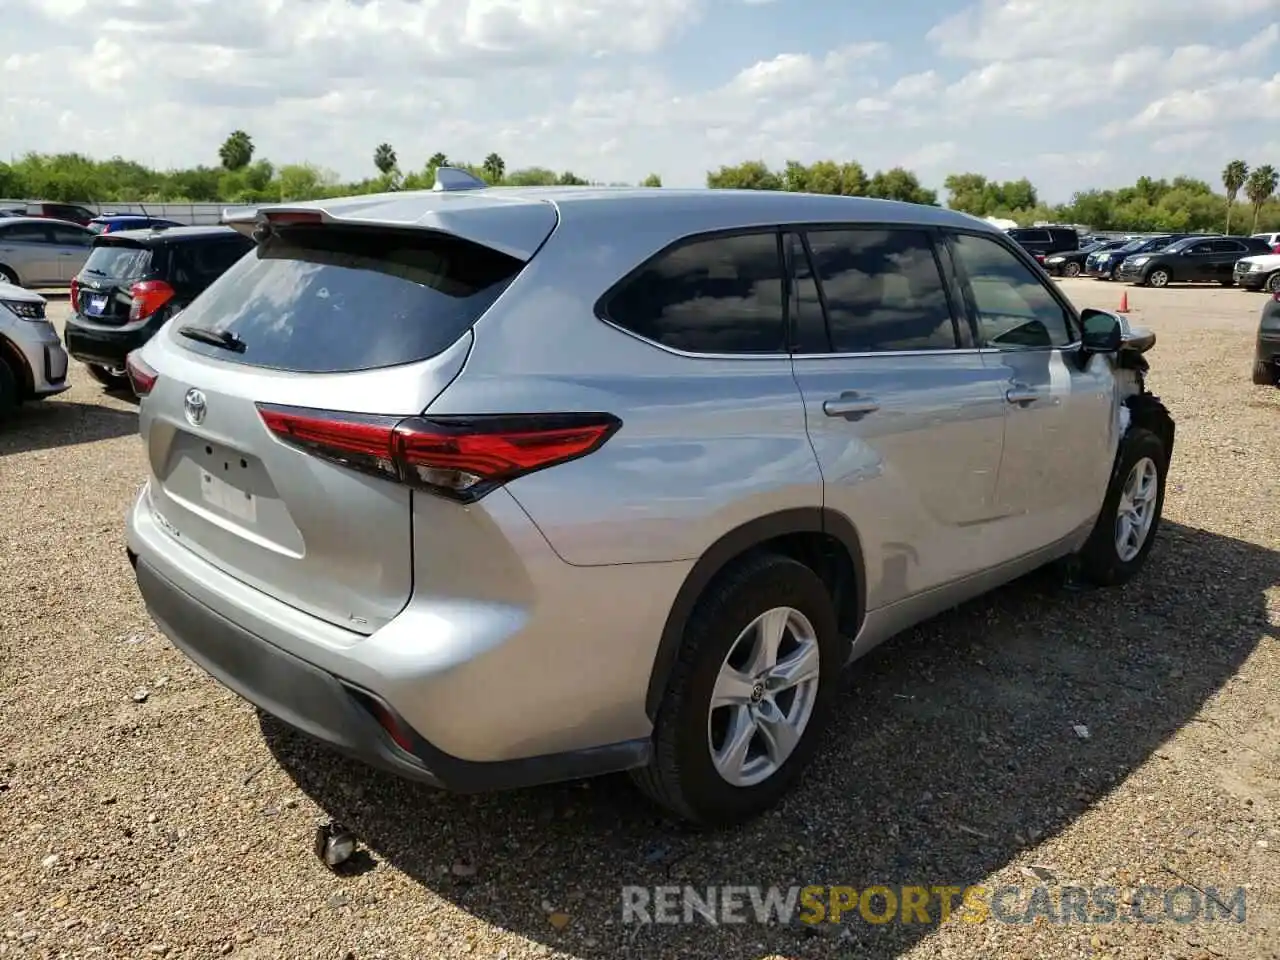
[928,0,1280,60]
[1,0,1278,202]
[1129,73,1280,129]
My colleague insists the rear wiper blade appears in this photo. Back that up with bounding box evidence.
[178,324,246,353]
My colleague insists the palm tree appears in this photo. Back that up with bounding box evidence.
[218,130,254,171]
[1222,159,1249,233]
[482,153,506,184]
[427,152,449,169]
[373,143,397,176]
[1245,165,1279,234]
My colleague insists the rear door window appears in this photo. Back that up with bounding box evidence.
[801,228,958,352]
[83,244,155,280]
[171,225,524,373]
[603,232,786,354]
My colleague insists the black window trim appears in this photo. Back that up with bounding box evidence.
[941,227,1083,351]
[593,221,987,361]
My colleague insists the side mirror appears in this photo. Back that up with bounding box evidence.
[1080,309,1123,353]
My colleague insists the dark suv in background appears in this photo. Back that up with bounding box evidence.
[1115,235,1274,287]
[1085,235,1191,280]
[64,225,253,391]
[1007,227,1081,257]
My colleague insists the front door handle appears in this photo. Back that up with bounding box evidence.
[823,392,880,420]
[1005,383,1041,405]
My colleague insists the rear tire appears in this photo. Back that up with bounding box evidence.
[1074,427,1168,587]
[85,363,131,391]
[1253,360,1277,386]
[631,553,843,827]
[0,265,18,286]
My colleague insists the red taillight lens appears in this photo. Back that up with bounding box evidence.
[129,280,175,321]
[125,351,158,396]
[256,404,621,502]
[69,278,80,312]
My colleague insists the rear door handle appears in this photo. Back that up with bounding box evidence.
[1005,383,1041,405]
[823,392,880,420]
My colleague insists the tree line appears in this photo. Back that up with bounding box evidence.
[2,129,1277,234]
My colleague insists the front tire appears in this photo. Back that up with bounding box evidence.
[631,553,843,827]
[1253,360,1277,386]
[0,265,19,286]
[1063,262,1082,278]
[1266,272,1280,295]
[0,359,17,419]
[1146,268,1170,288]
[1074,427,1168,587]
[85,363,131,391]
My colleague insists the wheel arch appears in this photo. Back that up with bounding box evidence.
[0,334,34,398]
[644,507,867,720]
[1125,392,1175,464]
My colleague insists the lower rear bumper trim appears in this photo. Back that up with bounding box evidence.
[133,558,651,792]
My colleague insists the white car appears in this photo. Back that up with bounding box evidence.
[1233,251,1280,295]
[0,282,71,417]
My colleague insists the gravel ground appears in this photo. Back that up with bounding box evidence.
[1,278,1277,960]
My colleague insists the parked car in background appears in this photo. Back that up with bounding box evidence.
[23,202,98,226]
[125,175,1175,827]
[1234,250,1280,294]
[1251,232,1280,252]
[0,282,70,417]
[65,225,253,391]
[1007,226,1080,257]
[1085,235,1189,280]
[88,215,185,235]
[1043,239,1129,277]
[1252,290,1280,385]
[0,217,95,287]
[1116,235,1273,287]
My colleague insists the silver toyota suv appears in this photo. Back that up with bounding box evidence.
[125,170,1174,826]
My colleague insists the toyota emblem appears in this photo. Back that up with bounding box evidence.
[183,388,207,425]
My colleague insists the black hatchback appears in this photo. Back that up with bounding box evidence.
[65,226,253,391]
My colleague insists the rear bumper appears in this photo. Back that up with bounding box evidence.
[64,315,158,368]
[126,483,681,792]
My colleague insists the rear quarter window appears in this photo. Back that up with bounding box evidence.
[170,225,523,373]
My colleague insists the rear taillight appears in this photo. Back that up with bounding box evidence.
[256,404,621,502]
[125,351,158,396]
[69,278,80,312]
[129,280,175,321]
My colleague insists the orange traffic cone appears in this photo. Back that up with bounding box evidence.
[1117,291,1129,314]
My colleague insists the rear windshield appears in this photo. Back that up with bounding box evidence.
[170,225,523,373]
[82,244,154,280]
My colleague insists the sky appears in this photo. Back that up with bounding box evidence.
[3,0,1280,203]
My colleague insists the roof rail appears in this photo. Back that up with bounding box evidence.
[432,166,488,192]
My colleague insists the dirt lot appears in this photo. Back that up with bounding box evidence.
[1,278,1278,960]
